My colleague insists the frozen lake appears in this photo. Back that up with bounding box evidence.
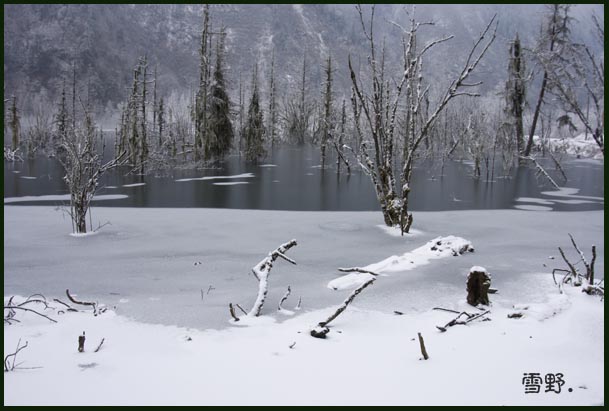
[3,146,604,211]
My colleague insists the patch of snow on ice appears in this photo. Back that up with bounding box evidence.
[20,176,37,180]
[258,164,278,168]
[122,183,146,188]
[175,173,255,182]
[541,187,603,202]
[514,205,553,211]
[327,272,376,291]
[212,181,249,186]
[377,225,424,237]
[69,231,100,238]
[4,194,128,204]
[515,197,554,205]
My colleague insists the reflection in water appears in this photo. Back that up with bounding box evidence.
[3,145,604,212]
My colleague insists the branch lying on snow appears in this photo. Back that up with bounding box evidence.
[94,338,105,353]
[311,278,376,338]
[66,289,106,316]
[249,240,298,317]
[4,338,29,372]
[337,267,380,276]
[4,294,57,324]
[435,309,490,332]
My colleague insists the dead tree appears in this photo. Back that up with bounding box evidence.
[59,113,126,234]
[248,240,298,316]
[466,266,491,306]
[349,5,497,234]
[556,234,602,296]
[311,277,376,338]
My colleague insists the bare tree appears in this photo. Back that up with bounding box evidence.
[349,5,497,234]
[60,108,126,234]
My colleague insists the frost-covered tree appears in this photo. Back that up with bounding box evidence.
[524,4,572,157]
[320,55,333,168]
[543,12,604,157]
[244,66,265,163]
[349,5,497,234]
[60,108,125,234]
[194,4,211,162]
[206,29,233,160]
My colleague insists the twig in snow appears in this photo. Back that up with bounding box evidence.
[94,338,105,353]
[229,303,240,322]
[289,342,296,349]
[53,298,77,311]
[436,310,490,332]
[4,339,28,372]
[418,332,429,360]
[207,285,215,294]
[278,286,291,311]
[294,297,302,311]
[235,304,248,316]
[432,307,461,314]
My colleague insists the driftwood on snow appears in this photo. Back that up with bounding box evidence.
[436,309,491,332]
[311,277,376,338]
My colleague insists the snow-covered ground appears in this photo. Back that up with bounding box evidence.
[4,206,604,405]
[534,133,604,160]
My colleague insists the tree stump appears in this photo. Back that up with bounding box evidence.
[466,266,491,306]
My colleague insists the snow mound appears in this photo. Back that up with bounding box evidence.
[328,236,474,290]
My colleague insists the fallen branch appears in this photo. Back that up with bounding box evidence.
[249,240,298,317]
[66,289,99,315]
[4,306,57,324]
[311,278,376,339]
[436,310,490,332]
[519,155,560,189]
[337,267,380,276]
[294,297,302,311]
[418,332,429,360]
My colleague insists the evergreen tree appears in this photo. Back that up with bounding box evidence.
[244,65,265,163]
[9,95,20,151]
[206,29,233,160]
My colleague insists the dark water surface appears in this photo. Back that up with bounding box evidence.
[3,145,604,211]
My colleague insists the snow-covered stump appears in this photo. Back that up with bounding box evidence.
[466,266,491,306]
[248,240,298,317]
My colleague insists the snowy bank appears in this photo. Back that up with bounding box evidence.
[4,206,604,405]
[3,285,603,406]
